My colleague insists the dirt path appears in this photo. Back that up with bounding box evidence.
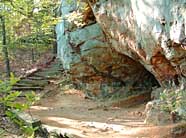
[13,60,172,138]
[0,57,179,138]
[29,88,172,138]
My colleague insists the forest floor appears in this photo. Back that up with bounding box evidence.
[28,73,174,138]
[30,89,171,138]
[0,48,53,79]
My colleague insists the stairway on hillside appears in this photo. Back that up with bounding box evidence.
[12,59,63,96]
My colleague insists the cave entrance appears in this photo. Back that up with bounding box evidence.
[100,64,160,108]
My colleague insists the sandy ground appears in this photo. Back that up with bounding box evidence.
[0,57,175,138]
[29,88,173,138]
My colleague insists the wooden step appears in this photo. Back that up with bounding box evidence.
[20,79,49,84]
[41,67,63,72]
[40,70,61,74]
[33,74,60,80]
[14,83,45,87]
[27,76,45,80]
[12,86,44,91]
[37,73,60,78]
[13,59,63,93]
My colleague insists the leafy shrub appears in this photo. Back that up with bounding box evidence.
[0,73,38,137]
[160,87,186,119]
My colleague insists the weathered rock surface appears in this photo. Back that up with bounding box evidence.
[89,0,186,86]
[56,0,186,96]
[145,84,186,125]
[56,0,158,96]
[145,100,173,125]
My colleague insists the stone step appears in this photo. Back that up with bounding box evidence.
[10,110,41,128]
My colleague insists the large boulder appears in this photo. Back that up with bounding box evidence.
[144,100,173,125]
[89,0,186,86]
[56,0,158,96]
[56,0,186,96]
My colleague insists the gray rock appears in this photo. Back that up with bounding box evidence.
[145,100,173,125]
[55,0,160,96]
[151,87,163,100]
[90,0,186,86]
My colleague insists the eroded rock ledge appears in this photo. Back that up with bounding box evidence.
[56,0,186,96]
[90,0,186,86]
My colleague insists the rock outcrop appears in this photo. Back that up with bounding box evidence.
[56,0,186,96]
[89,0,186,87]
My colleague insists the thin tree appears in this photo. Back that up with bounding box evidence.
[0,16,11,77]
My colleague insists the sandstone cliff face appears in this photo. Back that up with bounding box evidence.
[90,0,186,86]
[56,0,186,96]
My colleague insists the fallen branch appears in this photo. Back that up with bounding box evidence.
[20,56,56,79]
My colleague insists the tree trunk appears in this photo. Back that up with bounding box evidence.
[53,10,58,55]
[31,48,35,63]
[53,26,57,55]
[1,16,10,77]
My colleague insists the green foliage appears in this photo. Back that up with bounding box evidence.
[64,0,90,28]
[0,73,19,94]
[0,0,61,52]
[160,90,176,112]
[22,126,38,138]
[0,74,39,137]
[0,128,5,135]
[160,87,186,119]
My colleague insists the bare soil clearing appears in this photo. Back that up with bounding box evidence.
[29,87,174,138]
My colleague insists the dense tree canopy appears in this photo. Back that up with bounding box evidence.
[1,0,61,46]
[0,0,61,76]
